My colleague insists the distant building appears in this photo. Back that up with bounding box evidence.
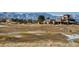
[6,18,12,24]
[52,14,77,24]
[43,19,55,24]
[6,18,17,24]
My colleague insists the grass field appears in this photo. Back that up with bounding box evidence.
[0,24,79,47]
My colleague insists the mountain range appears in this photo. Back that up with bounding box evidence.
[0,12,79,21]
[0,12,58,20]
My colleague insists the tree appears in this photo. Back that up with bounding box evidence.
[11,18,27,24]
[32,20,37,24]
[27,19,32,23]
[47,17,50,19]
[23,19,27,24]
[37,15,45,24]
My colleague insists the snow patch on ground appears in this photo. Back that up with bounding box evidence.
[61,33,79,41]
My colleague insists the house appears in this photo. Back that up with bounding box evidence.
[60,14,71,24]
[6,19,12,24]
[43,20,50,24]
[6,18,17,24]
[60,14,76,24]
[43,19,55,24]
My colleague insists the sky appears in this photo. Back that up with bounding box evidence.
[1,12,79,16]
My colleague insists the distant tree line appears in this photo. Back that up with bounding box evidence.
[0,14,78,24]
[11,15,46,24]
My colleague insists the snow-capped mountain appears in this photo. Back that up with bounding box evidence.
[0,12,79,21]
[0,12,58,20]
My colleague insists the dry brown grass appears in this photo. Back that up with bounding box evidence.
[0,24,78,46]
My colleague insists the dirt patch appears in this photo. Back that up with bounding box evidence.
[50,33,68,43]
[0,25,8,27]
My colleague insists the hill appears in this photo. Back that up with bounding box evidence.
[0,12,58,20]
